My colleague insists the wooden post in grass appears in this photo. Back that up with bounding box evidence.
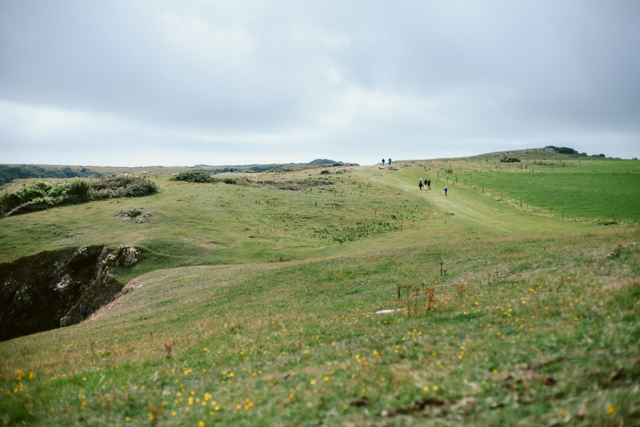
[562,212,564,220]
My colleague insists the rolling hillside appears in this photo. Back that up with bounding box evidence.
[0,152,639,426]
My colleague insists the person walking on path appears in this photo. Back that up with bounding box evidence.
[388,158,392,167]
[382,158,385,166]
[427,178,431,190]
[419,178,424,190]
[444,186,448,196]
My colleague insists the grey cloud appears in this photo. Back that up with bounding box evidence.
[1,0,638,166]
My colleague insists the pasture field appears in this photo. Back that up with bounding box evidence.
[0,152,639,426]
[404,152,640,223]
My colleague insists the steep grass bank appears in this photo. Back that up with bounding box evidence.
[0,229,638,425]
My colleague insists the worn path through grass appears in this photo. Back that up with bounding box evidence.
[363,165,601,240]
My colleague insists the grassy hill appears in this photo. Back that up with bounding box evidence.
[428,153,640,223]
[0,152,639,425]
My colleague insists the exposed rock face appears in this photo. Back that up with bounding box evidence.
[116,245,139,266]
[115,208,153,223]
[0,245,138,341]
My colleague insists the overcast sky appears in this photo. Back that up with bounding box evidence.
[1,1,639,167]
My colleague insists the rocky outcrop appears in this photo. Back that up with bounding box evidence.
[0,245,138,341]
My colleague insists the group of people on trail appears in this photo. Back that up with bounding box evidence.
[418,178,446,195]
[418,178,431,191]
[379,159,447,196]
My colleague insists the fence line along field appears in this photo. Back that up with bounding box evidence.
[0,149,639,426]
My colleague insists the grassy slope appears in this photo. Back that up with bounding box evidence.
[407,152,640,223]
[1,158,639,426]
[1,172,420,270]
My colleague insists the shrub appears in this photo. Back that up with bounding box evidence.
[90,175,158,199]
[92,174,158,191]
[1,193,23,212]
[500,157,521,163]
[1,174,159,217]
[170,171,239,185]
[47,184,69,198]
[68,180,91,197]
[546,145,579,155]
[18,184,50,201]
[119,182,159,197]
[320,170,330,175]
[0,182,53,211]
[172,171,216,183]
[6,196,64,216]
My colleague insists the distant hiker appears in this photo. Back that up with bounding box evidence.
[444,186,448,196]
[388,158,392,167]
[382,159,385,166]
[427,179,431,190]
[419,178,424,190]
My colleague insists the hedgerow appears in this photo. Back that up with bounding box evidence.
[0,175,159,217]
[171,171,218,183]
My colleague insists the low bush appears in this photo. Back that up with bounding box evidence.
[546,145,579,155]
[500,156,521,163]
[0,175,159,217]
[171,171,217,183]
[170,171,241,185]
[68,180,91,197]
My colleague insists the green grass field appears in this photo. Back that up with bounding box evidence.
[1,151,639,426]
[410,152,640,223]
